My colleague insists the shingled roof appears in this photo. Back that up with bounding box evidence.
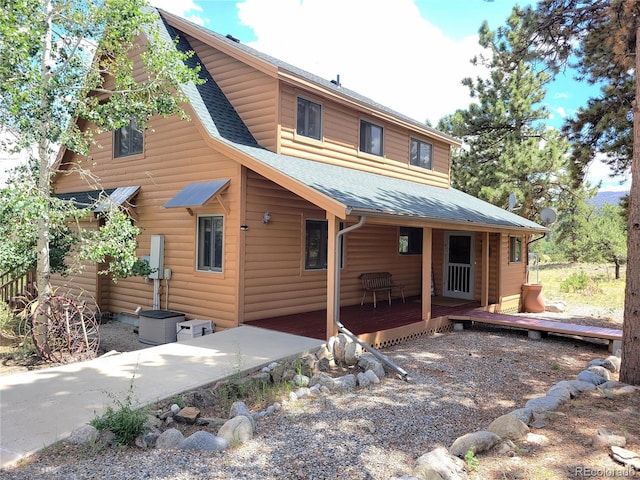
[157,10,545,233]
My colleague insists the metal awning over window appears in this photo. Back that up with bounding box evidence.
[93,186,141,213]
[164,179,231,215]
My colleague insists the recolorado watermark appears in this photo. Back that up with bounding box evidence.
[574,466,638,477]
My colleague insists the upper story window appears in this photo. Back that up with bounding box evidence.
[197,215,224,272]
[296,97,322,140]
[509,235,523,263]
[410,138,433,170]
[359,120,383,156]
[114,119,143,158]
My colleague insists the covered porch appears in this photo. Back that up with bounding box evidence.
[245,296,480,348]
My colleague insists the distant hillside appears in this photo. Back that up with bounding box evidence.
[588,190,628,208]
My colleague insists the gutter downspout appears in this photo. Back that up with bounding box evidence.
[333,216,410,381]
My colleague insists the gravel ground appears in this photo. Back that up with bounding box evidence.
[1,321,612,480]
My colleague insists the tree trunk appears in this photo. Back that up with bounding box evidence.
[614,259,621,280]
[620,25,640,385]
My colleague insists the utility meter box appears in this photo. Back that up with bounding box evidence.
[176,319,214,342]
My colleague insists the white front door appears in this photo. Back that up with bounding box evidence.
[443,232,475,299]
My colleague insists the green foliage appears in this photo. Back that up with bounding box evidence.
[91,381,148,447]
[0,1,202,296]
[437,7,573,221]
[464,449,480,471]
[559,271,601,295]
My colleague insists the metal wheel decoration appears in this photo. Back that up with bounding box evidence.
[31,295,100,364]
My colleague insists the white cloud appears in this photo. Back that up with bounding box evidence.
[149,0,205,25]
[586,153,630,192]
[236,0,488,125]
[555,106,566,118]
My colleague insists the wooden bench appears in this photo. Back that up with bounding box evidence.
[359,272,405,308]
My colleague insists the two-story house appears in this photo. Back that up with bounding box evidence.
[51,8,546,347]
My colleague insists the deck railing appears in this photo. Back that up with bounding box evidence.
[0,268,36,310]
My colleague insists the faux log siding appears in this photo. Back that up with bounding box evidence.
[186,35,278,152]
[242,172,424,321]
[279,85,451,188]
[53,114,243,330]
[499,233,526,305]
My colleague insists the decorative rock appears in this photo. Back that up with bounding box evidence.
[544,300,566,313]
[571,379,597,392]
[363,369,381,384]
[525,432,550,446]
[593,428,626,448]
[175,406,200,424]
[310,372,336,389]
[156,428,184,449]
[413,447,468,480]
[293,387,311,399]
[298,353,317,376]
[358,353,386,378]
[229,401,255,430]
[449,430,501,457]
[546,384,572,402]
[217,415,254,444]
[587,365,611,380]
[344,341,363,366]
[335,374,357,391]
[487,414,529,441]
[182,431,229,452]
[68,424,98,445]
[553,380,581,398]
[524,395,563,413]
[333,333,352,364]
[509,408,533,425]
[170,404,180,415]
[576,370,607,386]
[357,371,371,388]
[292,374,310,387]
[611,446,640,470]
[604,355,621,373]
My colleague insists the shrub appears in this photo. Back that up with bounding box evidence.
[91,383,147,446]
[559,271,589,293]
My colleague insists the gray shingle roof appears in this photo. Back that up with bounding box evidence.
[157,11,545,233]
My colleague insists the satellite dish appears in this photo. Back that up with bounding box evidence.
[508,192,518,211]
[540,207,557,226]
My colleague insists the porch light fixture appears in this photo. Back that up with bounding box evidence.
[262,211,272,225]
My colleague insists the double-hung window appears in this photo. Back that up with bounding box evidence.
[197,215,224,272]
[304,219,344,270]
[410,138,433,170]
[296,97,322,140]
[359,120,383,156]
[509,235,523,263]
[114,119,144,158]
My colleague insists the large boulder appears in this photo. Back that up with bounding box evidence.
[449,430,501,457]
[217,415,254,444]
[487,414,529,441]
[413,447,468,480]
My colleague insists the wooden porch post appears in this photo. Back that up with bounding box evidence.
[326,214,339,339]
[421,227,432,321]
[481,231,489,307]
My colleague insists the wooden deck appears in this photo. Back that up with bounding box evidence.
[244,297,475,340]
[245,296,623,351]
[450,310,623,351]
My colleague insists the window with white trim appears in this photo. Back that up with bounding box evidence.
[359,120,383,156]
[296,97,322,140]
[410,138,433,170]
[197,215,224,272]
[114,119,143,158]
